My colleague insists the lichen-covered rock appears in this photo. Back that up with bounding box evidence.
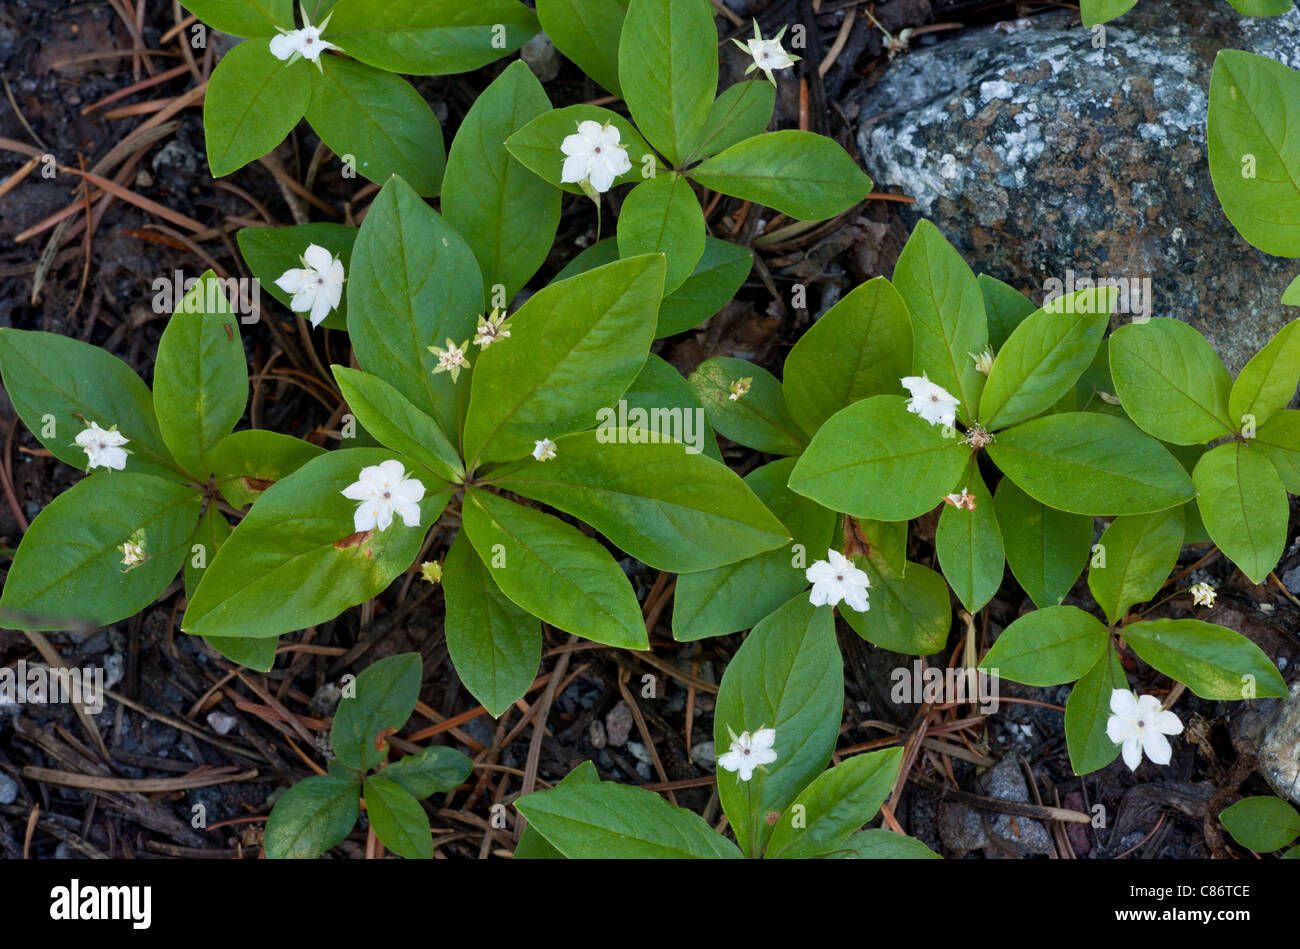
[1257,681,1300,805]
[856,2,1300,373]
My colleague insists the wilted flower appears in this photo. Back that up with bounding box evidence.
[532,438,557,462]
[119,539,145,569]
[943,487,977,511]
[729,377,752,402]
[473,309,510,349]
[1189,582,1217,608]
[420,561,443,584]
[428,338,471,382]
[970,347,995,375]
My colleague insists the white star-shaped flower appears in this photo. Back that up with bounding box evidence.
[532,438,557,462]
[428,338,471,382]
[717,726,778,782]
[340,460,424,533]
[1189,582,1217,608]
[560,120,632,195]
[473,309,511,349]
[274,243,344,327]
[74,422,129,471]
[806,549,870,612]
[1105,689,1183,771]
[732,21,800,85]
[269,5,338,67]
[901,373,961,428]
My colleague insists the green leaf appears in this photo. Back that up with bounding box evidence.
[988,412,1196,516]
[1064,644,1128,775]
[461,488,648,649]
[1208,50,1300,256]
[690,357,806,455]
[892,220,988,421]
[326,0,538,75]
[1193,441,1288,584]
[1252,409,1300,492]
[442,61,559,303]
[346,175,483,439]
[689,130,873,221]
[978,274,1036,352]
[655,238,752,337]
[714,595,843,857]
[363,775,431,859]
[236,222,355,331]
[1123,618,1289,700]
[203,39,312,177]
[1220,797,1300,853]
[1108,319,1234,444]
[264,774,359,859]
[1226,0,1294,14]
[1,473,201,629]
[203,632,278,672]
[153,273,248,478]
[185,502,233,601]
[536,0,627,95]
[994,477,1092,609]
[782,277,913,437]
[618,0,716,165]
[0,328,178,481]
[516,781,741,858]
[332,653,423,771]
[442,531,541,717]
[514,760,599,858]
[507,105,662,194]
[673,458,836,641]
[210,429,325,508]
[1283,273,1300,306]
[1088,508,1185,625]
[980,606,1109,687]
[332,366,464,483]
[832,828,941,859]
[494,430,787,571]
[1079,0,1136,27]
[765,749,902,859]
[789,395,968,521]
[935,468,1004,612]
[463,255,665,464]
[979,289,1113,431]
[841,553,952,655]
[683,81,774,163]
[551,238,622,284]
[1229,319,1300,429]
[617,173,705,295]
[306,56,445,196]
[182,449,451,639]
[621,353,721,461]
[180,0,294,37]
